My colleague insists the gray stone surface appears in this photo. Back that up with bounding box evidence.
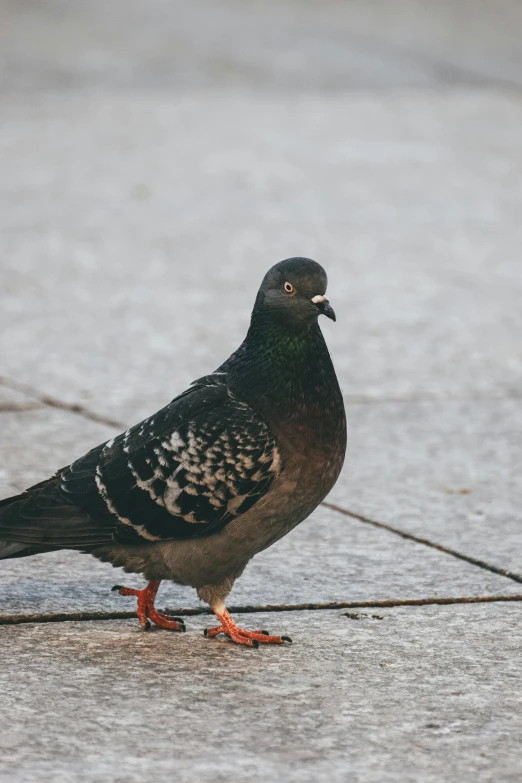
[1,92,522,421]
[2,0,522,92]
[0,408,115,496]
[1,604,521,782]
[331,397,522,576]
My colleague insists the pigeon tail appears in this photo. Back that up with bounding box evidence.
[0,540,33,560]
[0,491,60,559]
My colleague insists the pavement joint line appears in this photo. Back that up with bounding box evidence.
[2,377,522,432]
[323,501,522,585]
[0,403,45,413]
[0,377,126,430]
[1,594,521,626]
[322,26,522,91]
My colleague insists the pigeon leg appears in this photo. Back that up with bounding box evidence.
[204,604,292,648]
[112,580,186,632]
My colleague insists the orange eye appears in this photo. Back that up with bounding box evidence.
[283,281,295,294]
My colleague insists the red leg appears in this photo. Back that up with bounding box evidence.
[204,606,292,648]
[112,580,186,632]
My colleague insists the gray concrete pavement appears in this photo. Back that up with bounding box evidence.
[331,398,522,575]
[2,0,522,92]
[1,91,522,423]
[1,1,522,781]
[1,605,521,783]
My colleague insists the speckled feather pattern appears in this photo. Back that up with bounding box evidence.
[60,376,282,544]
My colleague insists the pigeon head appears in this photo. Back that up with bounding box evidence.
[252,257,336,329]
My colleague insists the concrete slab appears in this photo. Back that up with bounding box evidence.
[330,398,522,576]
[2,0,522,93]
[1,92,522,423]
[0,603,521,782]
[0,408,116,496]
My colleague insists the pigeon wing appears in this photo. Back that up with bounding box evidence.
[59,376,282,545]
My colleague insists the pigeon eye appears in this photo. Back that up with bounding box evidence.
[283,281,296,295]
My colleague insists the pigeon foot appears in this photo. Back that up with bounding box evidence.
[112,580,186,632]
[204,607,292,648]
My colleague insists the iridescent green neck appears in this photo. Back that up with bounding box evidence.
[227,319,340,426]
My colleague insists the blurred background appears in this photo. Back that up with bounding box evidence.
[1,0,522,495]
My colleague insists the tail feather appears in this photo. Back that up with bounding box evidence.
[0,470,63,512]
[0,540,59,560]
[0,481,61,559]
[0,469,112,557]
[0,539,28,559]
[0,491,31,559]
[0,490,28,510]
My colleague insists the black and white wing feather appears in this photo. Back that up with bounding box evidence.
[0,376,282,549]
[57,375,282,545]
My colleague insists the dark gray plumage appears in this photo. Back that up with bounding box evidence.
[0,258,346,646]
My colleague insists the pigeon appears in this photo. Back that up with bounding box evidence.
[0,257,346,647]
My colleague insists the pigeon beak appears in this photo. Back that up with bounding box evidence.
[320,301,336,322]
[311,295,336,322]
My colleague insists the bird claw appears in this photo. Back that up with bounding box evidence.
[204,616,292,647]
[144,606,186,632]
[113,581,186,632]
[204,626,259,648]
